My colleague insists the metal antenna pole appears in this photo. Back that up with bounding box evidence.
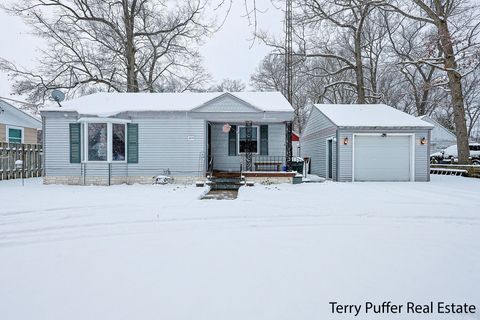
[285,0,293,105]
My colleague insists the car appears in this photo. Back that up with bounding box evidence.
[439,143,480,164]
[430,151,445,164]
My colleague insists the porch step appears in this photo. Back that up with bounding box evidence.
[211,171,242,179]
[207,176,243,191]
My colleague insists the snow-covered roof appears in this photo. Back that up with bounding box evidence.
[315,104,434,128]
[41,91,293,117]
[0,99,42,129]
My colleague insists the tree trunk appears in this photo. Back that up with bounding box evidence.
[354,31,366,104]
[437,21,470,163]
[124,1,138,92]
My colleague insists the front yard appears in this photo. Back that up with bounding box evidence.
[1,176,479,320]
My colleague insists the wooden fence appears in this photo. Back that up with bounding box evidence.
[0,142,43,180]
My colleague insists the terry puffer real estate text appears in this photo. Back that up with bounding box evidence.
[329,301,476,317]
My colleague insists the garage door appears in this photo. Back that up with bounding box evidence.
[354,135,412,181]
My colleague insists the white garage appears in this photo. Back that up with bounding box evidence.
[301,104,434,182]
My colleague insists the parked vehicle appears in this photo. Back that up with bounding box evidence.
[431,143,480,165]
[430,151,444,164]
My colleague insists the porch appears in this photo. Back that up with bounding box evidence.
[206,121,294,176]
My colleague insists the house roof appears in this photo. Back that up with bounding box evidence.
[0,99,42,129]
[41,91,293,117]
[417,115,456,139]
[314,104,434,128]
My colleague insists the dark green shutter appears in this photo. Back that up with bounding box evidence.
[228,125,237,156]
[127,123,139,163]
[260,125,268,155]
[69,123,81,163]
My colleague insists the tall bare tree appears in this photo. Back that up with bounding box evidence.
[0,0,220,104]
[381,0,480,163]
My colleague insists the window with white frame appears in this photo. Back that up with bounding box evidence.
[7,127,23,144]
[83,122,126,162]
[112,123,126,161]
[238,126,259,154]
[87,123,108,161]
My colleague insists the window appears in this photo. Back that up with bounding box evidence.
[8,127,23,144]
[112,123,126,161]
[88,123,108,161]
[238,126,259,153]
[83,122,127,162]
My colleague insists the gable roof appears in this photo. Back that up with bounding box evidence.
[41,92,293,117]
[314,104,434,128]
[417,115,456,139]
[0,99,42,129]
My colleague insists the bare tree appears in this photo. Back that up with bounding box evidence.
[209,78,246,92]
[381,0,480,163]
[1,0,221,104]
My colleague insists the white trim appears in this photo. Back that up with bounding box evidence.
[325,136,334,180]
[6,125,24,143]
[82,122,127,163]
[77,117,131,124]
[237,125,260,155]
[351,133,415,182]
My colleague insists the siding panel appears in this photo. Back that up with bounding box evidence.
[300,107,337,177]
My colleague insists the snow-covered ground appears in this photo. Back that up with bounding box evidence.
[0,176,479,320]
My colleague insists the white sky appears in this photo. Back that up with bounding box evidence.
[0,0,284,101]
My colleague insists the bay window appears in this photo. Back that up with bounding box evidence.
[81,120,128,162]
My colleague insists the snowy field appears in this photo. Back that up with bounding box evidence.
[1,176,479,320]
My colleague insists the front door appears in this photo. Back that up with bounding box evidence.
[327,138,333,179]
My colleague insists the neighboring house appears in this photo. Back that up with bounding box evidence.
[0,99,42,144]
[40,92,294,185]
[417,115,457,154]
[301,104,433,182]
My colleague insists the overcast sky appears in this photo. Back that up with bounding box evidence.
[0,0,284,102]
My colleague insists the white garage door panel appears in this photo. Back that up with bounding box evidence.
[354,135,411,181]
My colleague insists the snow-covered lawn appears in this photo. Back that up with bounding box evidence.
[0,176,479,320]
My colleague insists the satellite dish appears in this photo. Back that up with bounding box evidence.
[51,89,65,103]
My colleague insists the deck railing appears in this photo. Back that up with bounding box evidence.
[240,155,286,172]
[0,142,43,180]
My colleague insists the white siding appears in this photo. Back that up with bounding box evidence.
[44,116,82,177]
[194,95,258,113]
[300,107,337,178]
[44,115,206,179]
[127,118,206,177]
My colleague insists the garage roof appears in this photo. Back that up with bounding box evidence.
[315,104,434,128]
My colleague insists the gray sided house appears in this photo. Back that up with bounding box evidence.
[40,92,294,185]
[417,115,457,154]
[301,104,434,182]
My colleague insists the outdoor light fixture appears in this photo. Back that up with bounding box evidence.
[343,137,349,145]
[420,137,427,145]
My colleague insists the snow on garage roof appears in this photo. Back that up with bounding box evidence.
[41,91,293,116]
[315,104,434,128]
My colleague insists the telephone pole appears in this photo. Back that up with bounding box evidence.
[285,0,293,104]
